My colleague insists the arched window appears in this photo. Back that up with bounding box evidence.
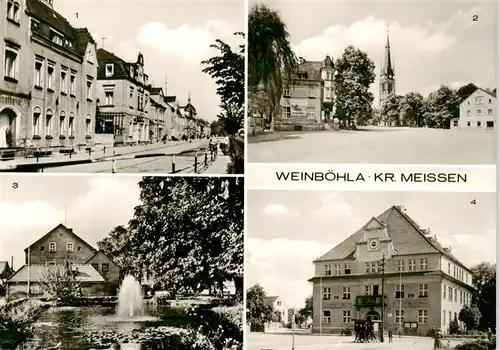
[45,108,53,136]
[85,114,92,136]
[68,112,75,137]
[59,111,66,136]
[32,106,41,136]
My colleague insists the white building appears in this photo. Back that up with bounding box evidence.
[264,296,288,325]
[451,88,496,130]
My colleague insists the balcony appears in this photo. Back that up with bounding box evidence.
[355,295,386,308]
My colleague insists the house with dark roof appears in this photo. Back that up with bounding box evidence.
[451,87,496,130]
[95,49,152,145]
[276,55,335,131]
[309,205,474,336]
[5,224,120,297]
[0,0,97,151]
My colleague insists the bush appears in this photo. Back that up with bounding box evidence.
[455,339,496,350]
[449,318,460,334]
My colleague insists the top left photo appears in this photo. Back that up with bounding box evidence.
[0,0,245,174]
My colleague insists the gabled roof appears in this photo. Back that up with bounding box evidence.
[84,250,117,265]
[296,61,322,81]
[321,55,334,69]
[460,87,497,106]
[264,296,280,305]
[24,224,97,254]
[6,264,105,283]
[314,206,470,272]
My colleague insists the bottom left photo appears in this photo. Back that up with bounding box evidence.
[0,174,244,350]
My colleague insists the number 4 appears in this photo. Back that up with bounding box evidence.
[471,199,477,205]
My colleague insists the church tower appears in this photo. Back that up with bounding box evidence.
[379,27,395,108]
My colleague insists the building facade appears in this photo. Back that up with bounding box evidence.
[95,49,152,145]
[264,296,288,326]
[451,88,496,130]
[276,56,335,131]
[149,87,168,142]
[309,206,474,336]
[6,223,120,297]
[379,30,396,108]
[0,0,97,151]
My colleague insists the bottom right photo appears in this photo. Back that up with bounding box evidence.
[246,190,496,350]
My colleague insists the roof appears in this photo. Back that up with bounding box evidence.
[26,0,95,58]
[84,250,116,265]
[296,61,322,81]
[264,296,280,305]
[151,87,163,95]
[7,264,105,283]
[0,262,10,273]
[314,205,470,272]
[24,224,97,254]
[96,49,151,90]
[321,55,334,68]
[460,88,497,106]
[164,96,177,103]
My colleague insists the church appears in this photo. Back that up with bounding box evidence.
[379,29,396,109]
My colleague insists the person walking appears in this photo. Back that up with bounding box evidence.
[388,327,393,343]
[433,328,443,349]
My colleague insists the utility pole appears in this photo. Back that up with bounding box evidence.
[380,254,386,343]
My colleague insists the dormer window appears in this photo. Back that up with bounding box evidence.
[50,29,63,46]
[130,67,134,78]
[105,63,114,77]
[86,48,93,63]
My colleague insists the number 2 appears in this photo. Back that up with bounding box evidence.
[472,15,478,22]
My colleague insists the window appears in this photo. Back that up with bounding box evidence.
[101,263,109,275]
[34,59,43,87]
[130,66,134,77]
[323,310,330,324]
[342,287,350,299]
[420,258,428,270]
[60,67,68,94]
[323,287,331,300]
[395,284,404,298]
[443,285,446,299]
[333,264,340,275]
[408,259,416,271]
[487,121,494,128]
[282,106,291,119]
[40,246,44,251]
[418,283,428,297]
[85,116,91,135]
[308,86,315,98]
[276,301,281,306]
[4,46,19,81]
[49,242,56,252]
[477,109,482,114]
[365,285,372,295]
[66,242,73,252]
[342,310,351,324]
[86,78,93,99]
[448,263,451,274]
[68,114,74,137]
[70,71,76,96]
[50,29,63,45]
[418,309,428,324]
[130,86,134,98]
[443,310,446,325]
[324,265,331,276]
[460,290,463,304]
[7,0,20,23]
[488,109,493,115]
[477,121,481,127]
[365,261,378,273]
[307,107,315,119]
[105,91,114,105]
[454,289,457,302]
[397,260,405,271]
[59,111,66,135]
[395,309,404,324]
[448,287,453,302]
[467,121,471,127]
[283,87,290,96]
[32,107,41,136]
[46,63,55,90]
[86,47,93,63]
[467,109,471,115]
[105,63,114,77]
[91,263,99,271]
[344,264,351,275]
[45,109,53,136]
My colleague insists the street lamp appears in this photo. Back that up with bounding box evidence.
[380,254,386,343]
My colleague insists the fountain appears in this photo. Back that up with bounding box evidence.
[116,275,145,319]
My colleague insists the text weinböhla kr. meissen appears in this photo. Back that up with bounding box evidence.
[275,171,467,183]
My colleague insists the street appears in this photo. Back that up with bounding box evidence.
[247,333,463,350]
[248,127,495,164]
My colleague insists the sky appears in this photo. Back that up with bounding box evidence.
[247,190,496,309]
[251,0,496,105]
[53,0,245,123]
[0,175,141,270]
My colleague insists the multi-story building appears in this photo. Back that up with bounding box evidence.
[179,94,198,138]
[6,223,120,297]
[309,205,474,336]
[95,49,152,145]
[276,56,334,131]
[149,87,168,142]
[451,88,496,130]
[165,95,186,139]
[379,30,396,109]
[0,0,97,151]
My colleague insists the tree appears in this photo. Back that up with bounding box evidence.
[246,284,273,331]
[38,266,81,305]
[422,85,459,128]
[210,120,224,136]
[248,4,297,124]
[201,32,244,136]
[272,310,282,323]
[380,92,402,126]
[459,305,481,332]
[449,315,460,335]
[456,83,478,103]
[333,46,376,126]
[471,262,496,331]
[296,295,313,328]
[97,225,136,277]
[399,92,424,127]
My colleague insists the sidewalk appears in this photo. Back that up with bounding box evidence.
[202,155,230,174]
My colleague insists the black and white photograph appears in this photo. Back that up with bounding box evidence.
[246,190,496,350]
[0,0,244,174]
[0,175,243,349]
[247,1,496,164]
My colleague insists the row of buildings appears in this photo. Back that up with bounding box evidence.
[0,0,208,151]
[309,205,475,336]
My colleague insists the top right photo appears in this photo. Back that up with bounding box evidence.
[247,0,497,164]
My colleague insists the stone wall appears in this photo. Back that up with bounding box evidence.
[274,118,325,132]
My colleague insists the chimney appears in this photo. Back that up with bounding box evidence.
[395,205,406,212]
[11,256,13,270]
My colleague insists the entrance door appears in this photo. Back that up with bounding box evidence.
[373,285,379,296]
[0,107,16,148]
[365,311,381,322]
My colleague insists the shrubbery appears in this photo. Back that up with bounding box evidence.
[455,337,496,350]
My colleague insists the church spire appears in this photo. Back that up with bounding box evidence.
[188,92,191,104]
[382,24,394,79]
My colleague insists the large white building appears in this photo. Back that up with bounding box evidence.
[451,88,496,130]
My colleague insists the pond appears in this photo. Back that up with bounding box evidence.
[22,304,195,349]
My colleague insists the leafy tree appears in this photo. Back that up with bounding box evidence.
[248,4,297,124]
[272,310,282,323]
[201,32,244,136]
[449,316,460,335]
[399,92,424,127]
[246,284,273,331]
[459,305,481,331]
[380,92,403,126]
[333,46,376,126]
[422,85,459,128]
[296,295,313,328]
[210,120,224,136]
[97,225,136,277]
[38,266,81,305]
[471,262,496,331]
[456,83,478,103]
